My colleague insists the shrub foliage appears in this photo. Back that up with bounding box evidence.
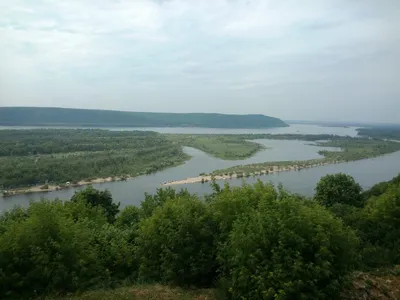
[0,173,399,299]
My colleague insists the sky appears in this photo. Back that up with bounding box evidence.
[0,0,399,123]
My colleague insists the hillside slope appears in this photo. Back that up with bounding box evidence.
[0,107,288,128]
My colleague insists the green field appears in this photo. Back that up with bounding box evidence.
[166,134,265,160]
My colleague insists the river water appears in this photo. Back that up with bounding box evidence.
[1,124,399,211]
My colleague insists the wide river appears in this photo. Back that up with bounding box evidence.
[1,124,400,211]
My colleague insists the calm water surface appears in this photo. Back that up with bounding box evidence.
[2,124,398,212]
[0,124,359,136]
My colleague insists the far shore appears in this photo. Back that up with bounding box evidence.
[161,160,339,186]
[2,176,131,197]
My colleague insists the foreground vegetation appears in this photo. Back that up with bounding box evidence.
[1,173,400,299]
[0,107,288,128]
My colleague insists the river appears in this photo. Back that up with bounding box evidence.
[1,124,399,211]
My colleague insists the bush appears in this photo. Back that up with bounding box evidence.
[362,173,400,199]
[359,184,400,266]
[71,186,120,223]
[220,196,360,300]
[0,200,108,299]
[315,173,363,207]
[209,181,277,242]
[136,195,217,287]
[92,223,137,282]
[115,205,141,230]
[140,187,190,218]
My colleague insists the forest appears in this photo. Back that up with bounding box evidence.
[0,174,399,299]
[0,130,189,189]
[357,127,400,140]
[2,129,400,192]
[0,107,288,128]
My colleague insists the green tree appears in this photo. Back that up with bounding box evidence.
[359,184,400,266]
[314,173,363,207]
[115,205,141,230]
[140,187,190,218]
[71,186,120,223]
[92,223,137,282]
[220,197,359,300]
[136,195,217,287]
[0,200,108,299]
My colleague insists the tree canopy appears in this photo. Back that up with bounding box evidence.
[314,173,363,207]
[0,176,400,299]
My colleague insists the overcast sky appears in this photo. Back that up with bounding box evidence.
[0,0,399,123]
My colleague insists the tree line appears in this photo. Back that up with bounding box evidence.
[0,173,399,299]
[0,130,189,189]
[0,107,288,128]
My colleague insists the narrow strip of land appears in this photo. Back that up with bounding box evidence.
[162,138,400,186]
[162,161,333,186]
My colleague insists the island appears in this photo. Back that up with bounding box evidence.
[2,129,400,196]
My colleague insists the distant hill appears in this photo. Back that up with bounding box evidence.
[0,107,288,129]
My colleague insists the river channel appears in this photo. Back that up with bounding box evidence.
[1,124,399,211]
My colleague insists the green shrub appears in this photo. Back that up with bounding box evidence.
[136,195,217,287]
[140,187,190,218]
[220,197,359,300]
[359,184,400,266]
[115,205,141,230]
[0,200,108,299]
[209,181,277,241]
[71,186,120,223]
[92,223,137,282]
[315,173,363,207]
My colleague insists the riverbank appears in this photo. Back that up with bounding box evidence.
[162,159,337,186]
[2,176,131,197]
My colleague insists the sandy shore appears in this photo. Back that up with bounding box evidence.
[161,161,336,186]
[3,160,340,197]
[2,176,131,197]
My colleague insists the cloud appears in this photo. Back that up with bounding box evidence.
[0,0,399,122]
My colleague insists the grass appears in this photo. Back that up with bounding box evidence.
[46,285,216,300]
[47,268,400,300]
[342,267,400,300]
[167,134,264,160]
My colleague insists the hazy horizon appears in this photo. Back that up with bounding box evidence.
[1,1,399,123]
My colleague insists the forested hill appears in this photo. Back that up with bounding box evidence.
[0,107,288,128]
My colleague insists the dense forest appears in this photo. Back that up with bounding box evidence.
[0,174,399,299]
[0,107,288,128]
[357,126,400,140]
[2,129,400,191]
[0,129,189,189]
